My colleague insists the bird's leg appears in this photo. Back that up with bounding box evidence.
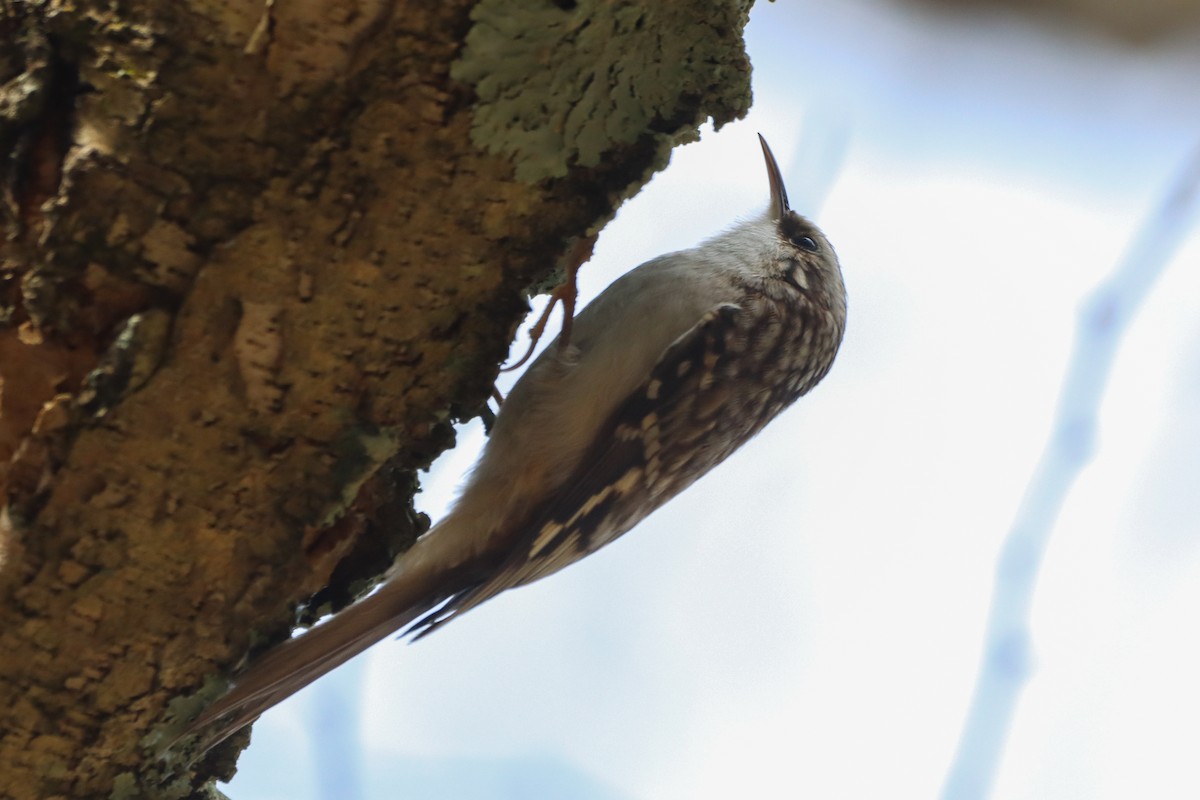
[479,390,501,433]
[499,278,572,374]
[501,234,597,373]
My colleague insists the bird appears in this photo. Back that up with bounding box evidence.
[178,134,847,755]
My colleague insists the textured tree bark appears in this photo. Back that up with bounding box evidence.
[0,0,754,796]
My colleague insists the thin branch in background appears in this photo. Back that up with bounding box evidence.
[310,657,366,800]
[940,142,1200,800]
[787,106,851,218]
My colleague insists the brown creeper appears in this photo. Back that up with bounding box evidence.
[180,135,847,753]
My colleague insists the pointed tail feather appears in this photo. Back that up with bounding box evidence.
[179,568,454,755]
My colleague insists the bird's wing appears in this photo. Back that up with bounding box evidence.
[409,302,746,638]
[177,302,749,752]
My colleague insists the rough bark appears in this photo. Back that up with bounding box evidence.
[0,0,754,797]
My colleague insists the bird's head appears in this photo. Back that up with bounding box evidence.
[756,134,845,314]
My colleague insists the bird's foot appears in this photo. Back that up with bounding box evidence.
[501,234,596,373]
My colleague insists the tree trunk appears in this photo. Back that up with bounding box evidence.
[0,0,754,796]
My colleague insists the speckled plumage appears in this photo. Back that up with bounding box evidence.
[178,136,847,755]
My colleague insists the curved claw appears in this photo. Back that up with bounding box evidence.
[499,282,570,373]
[500,234,595,373]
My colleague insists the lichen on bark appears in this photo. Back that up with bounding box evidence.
[454,0,753,181]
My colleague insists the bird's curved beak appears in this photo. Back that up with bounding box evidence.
[758,134,790,221]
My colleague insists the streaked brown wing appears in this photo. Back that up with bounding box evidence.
[409,303,746,638]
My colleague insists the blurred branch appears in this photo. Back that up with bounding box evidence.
[909,0,1200,44]
[788,107,850,218]
[940,142,1200,800]
[309,658,366,800]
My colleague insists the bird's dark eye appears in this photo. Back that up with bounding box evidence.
[793,236,819,253]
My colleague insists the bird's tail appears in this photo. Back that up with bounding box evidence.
[177,562,450,756]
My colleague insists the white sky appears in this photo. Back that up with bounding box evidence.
[226,2,1200,798]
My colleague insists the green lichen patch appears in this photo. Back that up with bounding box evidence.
[453,0,753,182]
